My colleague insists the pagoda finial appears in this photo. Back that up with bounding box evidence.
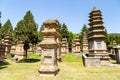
[93,6,97,11]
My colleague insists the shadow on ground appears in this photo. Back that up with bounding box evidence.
[0,61,10,70]
[18,59,40,63]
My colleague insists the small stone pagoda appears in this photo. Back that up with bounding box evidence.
[112,40,117,54]
[61,38,68,56]
[13,41,25,60]
[88,7,109,61]
[4,31,12,58]
[0,41,5,61]
[82,32,89,53]
[113,40,117,47]
[72,35,81,55]
[39,20,60,76]
[36,44,42,54]
[72,40,75,53]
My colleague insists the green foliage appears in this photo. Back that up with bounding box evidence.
[0,19,13,40]
[109,33,120,36]
[61,23,69,38]
[23,10,38,45]
[38,24,44,42]
[67,32,73,47]
[14,20,27,42]
[81,24,89,33]
[80,24,89,39]
[0,12,1,28]
[62,53,82,62]
[106,34,120,45]
[13,10,38,59]
[72,33,77,39]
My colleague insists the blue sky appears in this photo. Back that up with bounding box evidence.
[0,0,120,33]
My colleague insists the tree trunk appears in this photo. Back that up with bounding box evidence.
[25,49,28,59]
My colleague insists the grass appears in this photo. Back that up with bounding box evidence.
[27,53,40,60]
[18,53,40,63]
[0,53,120,80]
[62,53,82,62]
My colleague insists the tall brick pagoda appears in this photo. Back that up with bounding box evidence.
[88,7,109,60]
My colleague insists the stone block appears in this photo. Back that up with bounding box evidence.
[82,54,100,67]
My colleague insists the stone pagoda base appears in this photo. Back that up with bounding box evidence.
[39,65,59,76]
[89,50,110,61]
[12,53,25,61]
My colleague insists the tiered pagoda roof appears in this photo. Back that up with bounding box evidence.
[88,7,106,40]
[74,35,80,46]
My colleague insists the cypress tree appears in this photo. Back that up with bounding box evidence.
[0,19,13,39]
[14,10,38,58]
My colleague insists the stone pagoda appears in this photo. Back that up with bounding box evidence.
[113,40,117,47]
[82,32,89,53]
[4,31,12,58]
[88,7,109,61]
[13,41,25,61]
[0,41,5,61]
[39,20,60,76]
[112,40,117,54]
[72,40,75,54]
[72,35,81,55]
[61,38,68,56]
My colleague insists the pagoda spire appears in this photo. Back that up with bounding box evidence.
[93,6,97,11]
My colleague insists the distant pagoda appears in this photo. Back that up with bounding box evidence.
[82,32,89,53]
[72,35,81,55]
[61,38,68,56]
[4,31,12,58]
[88,7,109,60]
[74,35,81,54]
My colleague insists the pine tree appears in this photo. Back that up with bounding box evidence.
[0,12,1,28]
[0,19,13,40]
[14,20,27,42]
[23,10,38,45]
[68,31,73,51]
[81,24,89,33]
[38,24,44,42]
[14,10,38,58]
[61,23,69,38]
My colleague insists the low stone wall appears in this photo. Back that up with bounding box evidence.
[82,54,100,67]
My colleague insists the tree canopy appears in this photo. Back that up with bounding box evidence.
[38,24,44,42]
[61,23,69,38]
[0,19,13,40]
[0,12,1,28]
[13,10,38,58]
